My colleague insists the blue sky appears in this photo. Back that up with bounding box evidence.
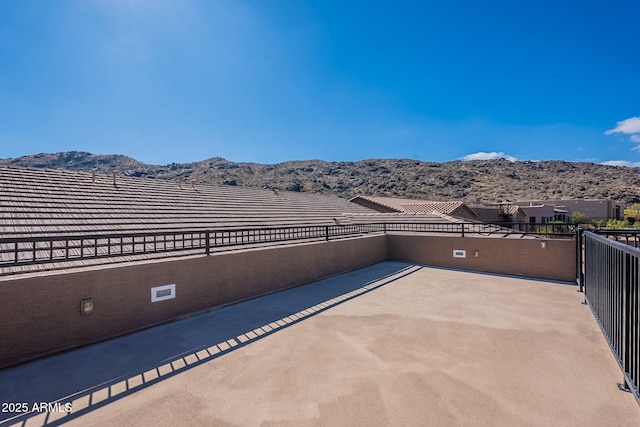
[1,1,639,166]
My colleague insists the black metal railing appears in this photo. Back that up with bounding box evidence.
[0,224,386,268]
[0,230,211,267]
[489,222,577,236]
[592,229,640,249]
[384,221,576,237]
[0,221,573,270]
[582,230,640,403]
[206,223,386,251]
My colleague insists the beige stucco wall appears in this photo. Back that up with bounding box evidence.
[0,235,387,368]
[388,234,576,282]
[0,233,577,368]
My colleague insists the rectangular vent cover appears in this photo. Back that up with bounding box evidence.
[151,284,176,302]
[453,250,466,258]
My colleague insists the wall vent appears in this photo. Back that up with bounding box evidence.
[453,250,466,258]
[151,284,176,302]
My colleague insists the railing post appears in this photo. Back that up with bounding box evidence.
[576,228,584,293]
[383,223,387,234]
[205,231,210,256]
[623,252,631,381]
[325,226,329,241]
[461,223,465,237]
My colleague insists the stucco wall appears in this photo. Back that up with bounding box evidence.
[388,234,575,282]
[0,235,387,368]
[0,232,577,368]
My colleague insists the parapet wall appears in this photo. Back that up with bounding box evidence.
[0,235,387,368]
[388,234,576,282]
[0,233,577,368]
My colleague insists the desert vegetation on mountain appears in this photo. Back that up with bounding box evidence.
[2,151,639,206]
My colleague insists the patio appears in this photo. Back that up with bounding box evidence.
[1,261,638,426]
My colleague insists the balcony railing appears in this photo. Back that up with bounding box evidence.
[0,221,573,270]
[0,224,387,268]
[581,230,640,404]
[591,229,640,249]
[488,222,577,236]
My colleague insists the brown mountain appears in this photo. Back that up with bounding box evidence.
[2,151,639,205]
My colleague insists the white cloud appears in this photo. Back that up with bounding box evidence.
[462,151,517,162]
[605,117,640,135]
[605,117,640,156]
[601,160,640,167]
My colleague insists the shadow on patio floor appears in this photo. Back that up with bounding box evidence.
[0,261,420,426]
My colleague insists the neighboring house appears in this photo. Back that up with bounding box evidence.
[515,199,620,222]
[552,207,571,223]
[518,204,559,224]
[470,204,526,223]
[349,196,575,225]
[348,196,479,220]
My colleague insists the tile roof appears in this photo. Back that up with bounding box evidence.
[0,168,536,275]
[350,196,476,216]
[0,166,376,238]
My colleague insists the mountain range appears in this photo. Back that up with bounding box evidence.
[2,151,639,206]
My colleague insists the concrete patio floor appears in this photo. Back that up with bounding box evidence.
[1,261,638,426]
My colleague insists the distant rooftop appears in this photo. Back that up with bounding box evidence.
[349,195,478,218]
[1,168,538,276]
[0,166,376,238]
